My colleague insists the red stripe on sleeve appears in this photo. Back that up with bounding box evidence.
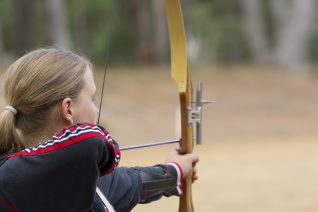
[8,132,104,158]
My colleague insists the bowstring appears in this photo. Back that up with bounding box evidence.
[97,0,117,125]
[96,0,117,201]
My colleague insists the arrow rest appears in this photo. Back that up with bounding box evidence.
[188,82,213,145]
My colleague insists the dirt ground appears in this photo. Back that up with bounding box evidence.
[1,66,318,211]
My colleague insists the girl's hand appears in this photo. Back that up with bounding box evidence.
[166,150,199,182]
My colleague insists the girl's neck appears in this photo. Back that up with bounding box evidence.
[23,124,65,148]
[24,132,52,148]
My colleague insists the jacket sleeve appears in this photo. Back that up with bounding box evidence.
[0,123,120,211]
[97,163,183,212]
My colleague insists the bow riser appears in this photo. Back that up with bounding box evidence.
[179,71,193,154]
[179,79,194,212]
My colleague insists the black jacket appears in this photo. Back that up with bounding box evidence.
[0,123,182,212]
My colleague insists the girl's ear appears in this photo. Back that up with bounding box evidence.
[61,97,74,125]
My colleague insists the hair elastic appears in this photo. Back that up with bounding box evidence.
[4,106,17,115]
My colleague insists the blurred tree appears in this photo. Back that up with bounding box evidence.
[185,0,250,65]
[241,0,270,64]
[70,0,88,53]
[273,0,316,71]
[241,0,316,71]
[152,0,166,64]
[0,18,12,66]
[132,0,163,65]
[12,0,35,52]
[133,0,150,64]
[0,0,13,64]
[1,0,318,68]
[0,19,5,63]
[45,0,71,49]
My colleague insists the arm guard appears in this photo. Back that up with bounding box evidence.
[138,163,183,203]
[97,164,183,211]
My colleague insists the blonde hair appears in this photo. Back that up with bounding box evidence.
[0,48,91,154]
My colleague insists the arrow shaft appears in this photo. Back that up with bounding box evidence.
[120,139,180,151]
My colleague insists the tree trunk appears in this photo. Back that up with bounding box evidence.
[12,0,34,52]
[132,1,159,65]
[45,0,71,49]
[153,0,166,64]
[241,0,270,64]
[274,0,316,71]
[73,0,88,53]
[271,0,291,29]
[0,19,10,66]
[0,19,5,61]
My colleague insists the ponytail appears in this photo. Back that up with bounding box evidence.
[0,47,89,154]
[0,109,24,154]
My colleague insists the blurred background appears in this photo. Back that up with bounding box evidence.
[1,0,318,211]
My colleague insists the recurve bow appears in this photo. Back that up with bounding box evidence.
[99,1,210,211]
[165,0,194,211]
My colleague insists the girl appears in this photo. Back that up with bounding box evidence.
[0,48,199,211]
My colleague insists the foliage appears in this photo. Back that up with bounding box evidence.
[185,0,250,64]
[0,0,317,67]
